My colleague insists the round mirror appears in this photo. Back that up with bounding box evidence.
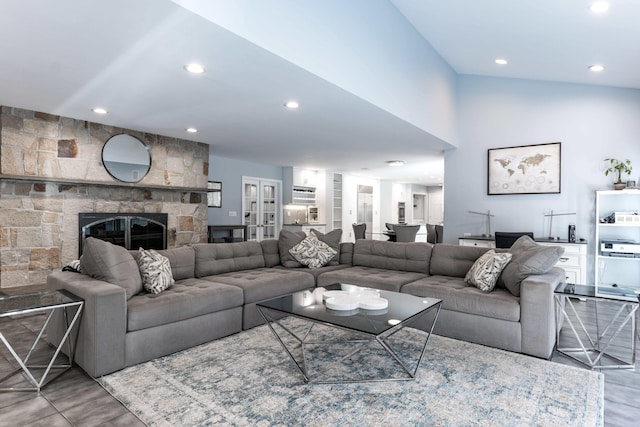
[102,134,151,183]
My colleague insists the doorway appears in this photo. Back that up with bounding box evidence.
[242,177,281,241]
[413,193,426,223]
[357,185,373,236]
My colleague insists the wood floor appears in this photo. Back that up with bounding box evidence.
[0,296,639,426]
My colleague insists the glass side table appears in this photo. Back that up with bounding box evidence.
[0,289,84,392]
[554,283,638,370]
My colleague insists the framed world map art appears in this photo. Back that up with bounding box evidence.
[488,142,561,195]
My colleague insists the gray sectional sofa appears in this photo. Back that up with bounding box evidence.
[47,236,565,377]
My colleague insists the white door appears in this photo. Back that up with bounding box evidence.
[242,177,281,241]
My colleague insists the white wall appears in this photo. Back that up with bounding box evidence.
[174,0,458,144]
[445,75,640,282]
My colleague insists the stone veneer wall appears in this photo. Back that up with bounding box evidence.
[0,106,209,289]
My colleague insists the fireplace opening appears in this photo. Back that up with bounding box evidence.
[79,213,168,256]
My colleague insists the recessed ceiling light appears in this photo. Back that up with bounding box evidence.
[284,101,299,109]
[589,2,610,13]
[589,64,605,72]
[184,63,206,74]
[495,58,508,65]
[92,107,108,114]
[386,160,405,167]
[186,128,198,133]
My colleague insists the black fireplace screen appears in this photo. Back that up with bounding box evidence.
[78,213,168,256]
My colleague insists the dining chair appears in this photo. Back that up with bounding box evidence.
[394,224,420,242]
[352,223,366,240]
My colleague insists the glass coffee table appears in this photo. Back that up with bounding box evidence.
[0,289,84,392]
[257,283,441,383]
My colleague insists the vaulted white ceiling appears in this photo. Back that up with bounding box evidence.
[0,1,636,185]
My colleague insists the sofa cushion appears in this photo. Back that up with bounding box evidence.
[430,244,491,277]
[156,246,195,280]
[201,268,315,304]
[126,278,244,332]
[274,263,351,280]
[80,237,142,300]
[402,276,520,322]
[310,228,342,266]
[498,236,564,297]
[137,248,175,294]
[339,242,354,266]
[316,266,428,292]
[260,239,281,267]
[289,232,337,269]
[464,250,512,292]
[352,240,431,274]
[194,242,265,277]
[278,229,307,268]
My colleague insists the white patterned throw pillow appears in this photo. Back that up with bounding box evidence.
[288,231,337,269]
[464,250,513,292]
[137,248,175,294]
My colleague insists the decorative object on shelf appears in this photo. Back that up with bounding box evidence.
[207,181,222,208]
[102,133,151,183]
[488,142,561,195]
[543,210,576,240]
[468,210,494,237]
[604,158,632,190]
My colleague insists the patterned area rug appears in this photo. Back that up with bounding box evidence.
[98,319,603,426]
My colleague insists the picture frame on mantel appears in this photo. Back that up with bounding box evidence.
[207,181,222,208]
[488,142,561,195]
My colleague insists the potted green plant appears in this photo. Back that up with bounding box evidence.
[604,158,633,190]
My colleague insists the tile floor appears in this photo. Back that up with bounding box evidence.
[0,294,639,426]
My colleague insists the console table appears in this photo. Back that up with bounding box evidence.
[208,225,248,243]
[458,236,587,284]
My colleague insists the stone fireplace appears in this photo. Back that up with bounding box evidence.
[0,106,210,289]
[78,212,168,255]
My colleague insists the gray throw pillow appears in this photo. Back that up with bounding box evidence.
[278,229,307,268]
[310,228,342,265]
[80,237,143,299]
[498,236,564,296]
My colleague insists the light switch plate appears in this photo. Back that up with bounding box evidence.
[229,211,237,217]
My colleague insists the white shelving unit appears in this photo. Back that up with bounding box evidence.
[332,173,342,231]
[594,190,640,301]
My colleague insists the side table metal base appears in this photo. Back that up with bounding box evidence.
[555,294,637,370]
[0,304,83,392]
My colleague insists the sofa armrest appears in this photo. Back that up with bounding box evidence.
[47,271,127,377]
[519,267,565,359]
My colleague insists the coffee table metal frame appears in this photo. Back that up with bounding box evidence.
[0,289,84,392]
[554,283,638,370]
[257,287,441,384]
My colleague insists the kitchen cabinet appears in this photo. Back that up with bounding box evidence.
[283,167,317,205]
[282,224,326,235]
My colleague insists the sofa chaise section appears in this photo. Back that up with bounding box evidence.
[401,243,564,358]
